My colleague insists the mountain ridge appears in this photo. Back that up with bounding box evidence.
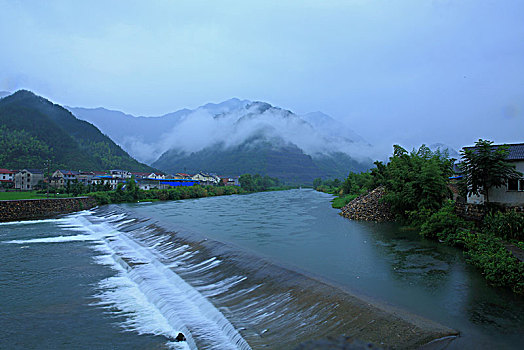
[69,97,373,183]
[0,90,154,171]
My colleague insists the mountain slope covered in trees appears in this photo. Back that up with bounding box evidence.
[0,90,153,171]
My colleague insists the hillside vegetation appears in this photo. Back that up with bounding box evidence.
[0,90,153,171]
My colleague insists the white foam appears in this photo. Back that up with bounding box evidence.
[0,218,66,226]
[3,234,97,244]
[64,214,251,350]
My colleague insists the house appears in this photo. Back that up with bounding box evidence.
[174,173,192,179]
[77,171,95,186]
[14,169,44,190]
[465,143,524,206]
[137,177,200,190]
[0,168,15,188]
[50,170,80,188]
[131,172,150,179]
[110,169,131,179]
[220,176,240,186]
[0,169,15,184]
[192,172,220,185]
[92,175,122,190]
[147,172,165,179]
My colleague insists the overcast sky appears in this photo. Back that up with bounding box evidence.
[1,0,523,155]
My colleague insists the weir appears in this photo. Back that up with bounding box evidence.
[61,212,252,350]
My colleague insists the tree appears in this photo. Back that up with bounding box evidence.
[239,174,255,192]
[460,139,522,203]
[125,176,139,201]
[376,144,453,222]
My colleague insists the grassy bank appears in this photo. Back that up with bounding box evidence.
[0,191,71,200]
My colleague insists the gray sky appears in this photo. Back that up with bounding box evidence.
[1,0,523,155]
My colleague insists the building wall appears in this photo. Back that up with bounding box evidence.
[467,160,524,205]
[14,171,44,190]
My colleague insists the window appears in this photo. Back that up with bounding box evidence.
[520,179,524,192]
[508,179,518,191]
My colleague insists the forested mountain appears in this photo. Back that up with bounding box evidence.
[71,99,373,183]
[0,90,153,171]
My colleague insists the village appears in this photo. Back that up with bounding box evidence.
[0,168,240,192]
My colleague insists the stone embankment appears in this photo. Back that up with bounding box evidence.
[0,197,97,222]
[340,186,394,222]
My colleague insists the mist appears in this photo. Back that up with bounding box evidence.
[84,100,375,165]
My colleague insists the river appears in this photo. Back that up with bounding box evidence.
[1,189,522,349]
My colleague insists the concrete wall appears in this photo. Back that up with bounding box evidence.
[467,160,524,206]
[0,197,97,222]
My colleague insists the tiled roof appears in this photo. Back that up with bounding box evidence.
[464,143,524,161]
[58,169,80,175]
[0,168,14,173]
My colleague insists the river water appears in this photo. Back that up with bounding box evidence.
[1,189,522,349]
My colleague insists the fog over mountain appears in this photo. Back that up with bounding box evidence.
[69,99,374,173]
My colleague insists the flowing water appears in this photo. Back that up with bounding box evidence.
[1,189,523,349]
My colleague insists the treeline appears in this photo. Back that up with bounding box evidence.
[318,142,524,294]
[238,173,282,192]
[88,182,244,205]
[44,173,289,206]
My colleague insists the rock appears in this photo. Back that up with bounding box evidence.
[340,186,394,222]
[175,333,186,342]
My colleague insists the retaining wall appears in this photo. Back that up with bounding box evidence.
[0,197,97,222]
[455,201,524,221]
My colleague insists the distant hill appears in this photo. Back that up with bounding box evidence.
[429,143,460,159]
[0,90,154,171]
[153,137,371,184]
[70,98,373,184]
[0,91,11,99]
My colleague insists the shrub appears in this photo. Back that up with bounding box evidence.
[463,232,524,294]
[87,191,111,205]
[483,210,524,241]
[420,200,471,246]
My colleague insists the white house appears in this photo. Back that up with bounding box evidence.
[192,172,220,185]
[0,168,14,182]
[465,143,524,206]
[110,169,131,179]
[92,175,121,190]
[147,172,165,179]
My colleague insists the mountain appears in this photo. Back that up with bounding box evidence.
[0,90,154,171]
[429,143,460,159]
[0,91,11,99]
[67,98,250,164]
[70,99,373,184]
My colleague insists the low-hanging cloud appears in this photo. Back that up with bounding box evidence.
[117,101,376,165]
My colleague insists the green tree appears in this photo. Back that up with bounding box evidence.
[125,176,139,201]
[376,144,453,222]
[239,174,255,192]
[460,139,522,203]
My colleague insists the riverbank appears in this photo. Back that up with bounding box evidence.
[336,189,524,294]
[87,184,295,206]
[0,197,97,222]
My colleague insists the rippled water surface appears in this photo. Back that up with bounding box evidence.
[1,189,523,349]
